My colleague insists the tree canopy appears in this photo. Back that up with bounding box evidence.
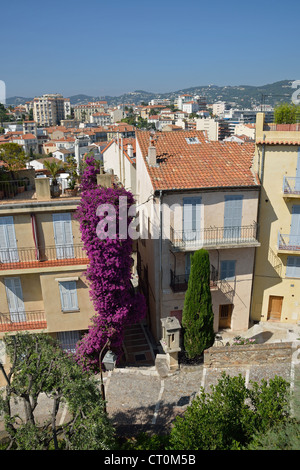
[0,143,29,170]
[0,332,116,450]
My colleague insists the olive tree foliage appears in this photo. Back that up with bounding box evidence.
[0,333,116,450]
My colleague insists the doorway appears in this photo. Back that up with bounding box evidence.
[267,295,283,321]
[219,304,233,329]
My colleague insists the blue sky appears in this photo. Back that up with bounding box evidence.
[1,0,300,98]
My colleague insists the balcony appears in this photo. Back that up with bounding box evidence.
[277,233,300,254]
[0,244,89,271]
[0,179,35,202]
[170,223,259,251]
[283,177,300,198]
[170,265,218,293]
[0,178,81,205]
[0,310,47,332]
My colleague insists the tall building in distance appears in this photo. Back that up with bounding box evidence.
[33,94,71,127]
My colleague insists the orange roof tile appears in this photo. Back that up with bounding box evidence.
[136,130,259,191]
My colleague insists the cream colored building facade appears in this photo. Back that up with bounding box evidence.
[251,113,300,324]
[135,130,260,341]
[0,177,94,386]
[33,94,70,127]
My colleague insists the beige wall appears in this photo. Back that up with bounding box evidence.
[40,270,94,332]
[135,137,260,340]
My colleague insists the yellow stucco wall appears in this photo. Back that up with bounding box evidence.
[251,114,300,323]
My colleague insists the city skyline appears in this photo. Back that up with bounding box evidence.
[1,0,300,98]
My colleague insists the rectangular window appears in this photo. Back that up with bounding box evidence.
[57,331,81,353]
[183,197,202,242]
[286,256,300,278]
[59,281,79,312]
[224,195,243,239]
[220,260,236,280]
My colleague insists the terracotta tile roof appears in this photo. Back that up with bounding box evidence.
[136,130,258,191]
[256,140,300,145]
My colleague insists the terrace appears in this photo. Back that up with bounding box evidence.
[0,243,89,271]
[170,223,259,251]
[0,310,47,332]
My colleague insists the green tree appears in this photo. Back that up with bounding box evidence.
[182,249,215,358]
[0,332,116,450]
[0,142,29,170]
[168,372,290,450]
[274,103,300,124]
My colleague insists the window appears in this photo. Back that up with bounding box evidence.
[286,256,300,278]
[57,331,81,353]
[220,260,236,280]
[185,137,200,144]
[59,281,79,312]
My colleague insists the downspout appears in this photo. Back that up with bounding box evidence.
[158,190,163,340]
[249,135,265,326]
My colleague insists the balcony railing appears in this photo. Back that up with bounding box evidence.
[0,244,89,270]
[283,177,300,196]
[170,264,218,293]
[0,179,35,201]
[0,310,47,332]
[278,233,300,252]
[170,223,258,250]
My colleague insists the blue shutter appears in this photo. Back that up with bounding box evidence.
[290,205,300,245]
[220,260,236,280]
[183,197,201,242]
[59,281,79,311]
[0,216,19,263]
[4,277,26,322]
[286,256,300,278]
[53,213,74,259]
[224,195,243,239]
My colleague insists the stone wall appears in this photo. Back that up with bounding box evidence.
[204,342,296,368]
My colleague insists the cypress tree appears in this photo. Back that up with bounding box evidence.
[182,249,215,358]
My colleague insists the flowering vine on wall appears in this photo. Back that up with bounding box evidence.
[74,157,146,372]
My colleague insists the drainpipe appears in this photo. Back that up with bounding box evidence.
[249,135,265,326]
[158,190,163,340]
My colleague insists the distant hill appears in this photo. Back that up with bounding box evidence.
[6,80,296,109]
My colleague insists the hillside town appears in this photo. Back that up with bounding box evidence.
[1,86,300,451]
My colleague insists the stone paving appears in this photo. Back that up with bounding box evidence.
[1,321,300,440]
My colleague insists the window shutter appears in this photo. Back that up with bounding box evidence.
[0,216,19,262]
[59,281,79,311]
[53,213,74,259]
[290,205,300,245]
[220,260,236,280]
[224,196,243,239]
[286,256,300,278]
[183,197,201,241]
[4,277,26,322]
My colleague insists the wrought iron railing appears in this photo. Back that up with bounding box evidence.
[170,264,218,293]
[0,243,89,270]
[283,176,300,195]
[278,232,300,251]
[0,310,47,332]
[170,223,258,249]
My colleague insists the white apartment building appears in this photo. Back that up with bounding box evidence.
[33,94,70,127]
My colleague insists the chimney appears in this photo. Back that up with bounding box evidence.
[147,137,157,166]
[127,143,133,158]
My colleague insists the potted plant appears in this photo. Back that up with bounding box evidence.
[43,160,64,197]
[65,156,78,196]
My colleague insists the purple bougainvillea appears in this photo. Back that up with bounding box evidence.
[74,157,146,371]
